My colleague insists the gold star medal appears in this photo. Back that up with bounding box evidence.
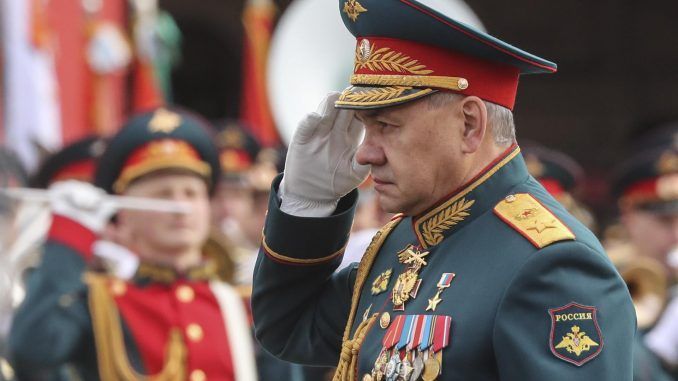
[426,272,455,311]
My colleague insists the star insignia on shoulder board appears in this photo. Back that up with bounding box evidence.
[527,218,557,234]
[343,0,367,22]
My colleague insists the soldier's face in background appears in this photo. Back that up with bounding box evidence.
[355,96,467,216]
[622,209,678,265]
[117,171,211,258]
[212,181,254,228]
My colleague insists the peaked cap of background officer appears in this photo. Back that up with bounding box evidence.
[612,126,678,214]
[32,136,107,188]
[95,107,220,195]
[335,0,557,110]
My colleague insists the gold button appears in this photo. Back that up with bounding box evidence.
[58,294,74,308]
[457,78,469,90]
[186,323,204,342]
[111,280,127,296]
[505,194,516,203]
[362,374,373,381]
[190,369,206,381]
[380,312,391,329]
[176,285,195,303]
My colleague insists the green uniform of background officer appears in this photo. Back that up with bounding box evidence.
[252,0,636,380]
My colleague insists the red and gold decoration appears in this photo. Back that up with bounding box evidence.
[392,245,429,310]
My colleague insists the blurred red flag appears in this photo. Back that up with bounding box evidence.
[240,0,279,147]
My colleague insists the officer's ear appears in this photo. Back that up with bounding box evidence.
[459,96,487,154]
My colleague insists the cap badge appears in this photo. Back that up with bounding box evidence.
[343,0,367,22]
[148,108,182,133]
[656,151,678,174]
[358,39,372,64]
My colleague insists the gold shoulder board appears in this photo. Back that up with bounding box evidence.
[494,193,575,249]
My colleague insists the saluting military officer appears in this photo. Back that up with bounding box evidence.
[252,1,636,380]
[10,108,258,381]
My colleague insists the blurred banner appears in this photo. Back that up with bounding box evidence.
[240,0,280,147]
[2,0,62,172]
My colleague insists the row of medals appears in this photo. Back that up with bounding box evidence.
[371,347,442,381]
[368,245,442,381]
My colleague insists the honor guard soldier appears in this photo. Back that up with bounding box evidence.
[252,1,636,380]
[610,126,678,380]
[9,108,258,381]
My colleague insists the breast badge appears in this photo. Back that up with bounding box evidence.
[548,302,602,366]
[372,269,393,295]
[392,245,429,310]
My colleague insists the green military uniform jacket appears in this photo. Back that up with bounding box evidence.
[253,146,636,380]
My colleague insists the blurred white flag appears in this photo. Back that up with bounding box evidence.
[2,0,62,172]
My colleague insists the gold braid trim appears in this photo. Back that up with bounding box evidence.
[86,273,187,381]
[351,74,468,91]
[332,217,402,381]
[334,314,378,381]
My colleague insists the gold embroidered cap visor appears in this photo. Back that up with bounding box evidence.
[336,85,438,110]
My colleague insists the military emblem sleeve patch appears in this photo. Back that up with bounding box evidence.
[548,302,603,366]
[494,193,575,248]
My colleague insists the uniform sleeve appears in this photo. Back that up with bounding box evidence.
[9,215,95,372]
[492,240,636,380]
[252,175,358,367]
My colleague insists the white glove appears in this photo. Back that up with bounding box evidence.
[49,180,117,233]
[280,92,369,217]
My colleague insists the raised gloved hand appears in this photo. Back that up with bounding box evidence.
[280,92,369,217]
[49,180,117,233]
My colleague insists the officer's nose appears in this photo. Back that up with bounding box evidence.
[355,134,386,167]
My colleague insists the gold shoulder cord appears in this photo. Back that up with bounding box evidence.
[85,273,187,381]
[333,217,403,381]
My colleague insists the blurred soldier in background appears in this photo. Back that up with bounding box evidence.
[1,136,108,343]
[0,148,27,381]
[211,121,273,287]
[211,121,334,381]
[522,143,597,231]
[608,125,678,380]
[9,108,258,381]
